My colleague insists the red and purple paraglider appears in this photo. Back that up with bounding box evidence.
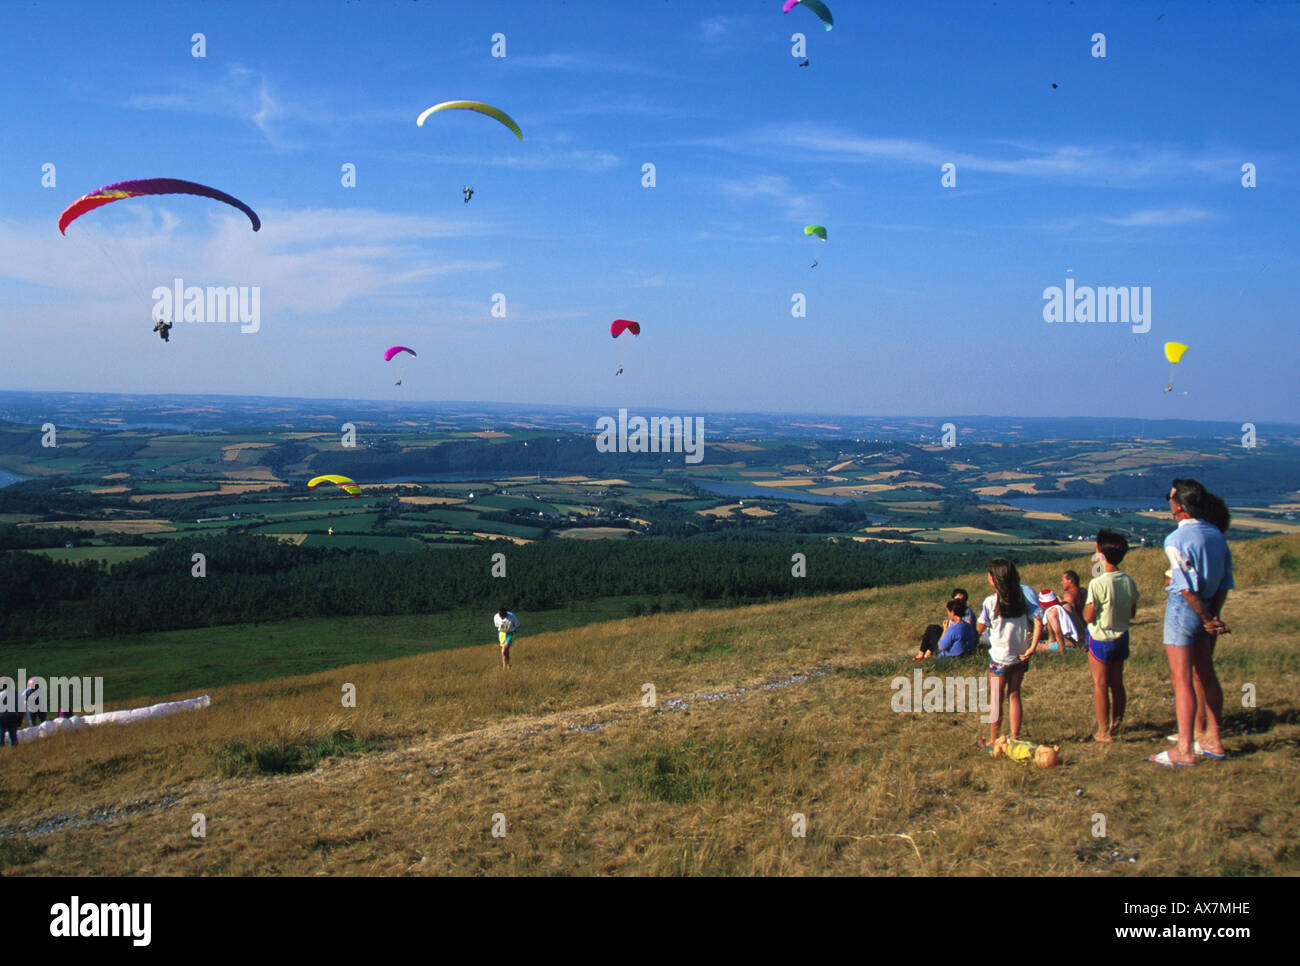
[58,178,261,234]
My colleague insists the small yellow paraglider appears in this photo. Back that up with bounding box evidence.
[1164,341,1189,393]
[308,475,362,498]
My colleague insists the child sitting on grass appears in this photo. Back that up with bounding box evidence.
[936,598,978,658]
[912,623,944,661]
[978,559,1044,747]
[1037,589,1081,652]
[1083,528,1139,742]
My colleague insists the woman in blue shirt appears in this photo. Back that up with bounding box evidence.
[1152,479,1233,767]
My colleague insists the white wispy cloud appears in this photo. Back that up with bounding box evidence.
[699,16,730,41]
[688,123,1245,187]
[710,173,819,221]
[1098,207,1213,227]
[0,208,498,318]
[123,65,404,150]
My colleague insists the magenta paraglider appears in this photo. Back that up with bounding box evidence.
[384,346,417,362]
[782,0,833,30]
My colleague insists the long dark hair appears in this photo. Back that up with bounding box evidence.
[1200,492,1231,533]
[1171,477,1230,533]
[988,558,1026,619]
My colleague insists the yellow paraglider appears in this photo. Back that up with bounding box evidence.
[308,475,362,498]
[1164,342,1189,393]
[416,101,523,140]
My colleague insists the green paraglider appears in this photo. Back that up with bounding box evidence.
[804,225,827,240]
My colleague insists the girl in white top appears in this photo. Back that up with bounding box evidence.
[976,559,1044,747]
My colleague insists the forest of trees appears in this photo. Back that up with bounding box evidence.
[0,533,1009,641]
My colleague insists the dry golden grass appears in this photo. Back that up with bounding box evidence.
[697,504,740,517]
[221,443,274,460]
[974,483,1043,496]
[127,483,280,502]
[2,537,1296,876]
[471,533,532,544]
[981,471,1040,481]
[1229,517,1300,534]
[20,519,176,534]
[221,466,280,481]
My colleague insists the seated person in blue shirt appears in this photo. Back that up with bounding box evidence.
[949,588,978,626]
[936,599,979,657]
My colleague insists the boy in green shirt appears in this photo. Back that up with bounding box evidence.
[1083,528,1140,742]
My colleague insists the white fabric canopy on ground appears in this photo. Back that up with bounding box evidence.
[16,695,211,742]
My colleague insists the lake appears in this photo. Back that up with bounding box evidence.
[981,496,1164,513]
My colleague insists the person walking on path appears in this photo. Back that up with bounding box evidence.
[494,607,520,670]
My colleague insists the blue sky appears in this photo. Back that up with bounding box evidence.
[1,0,1296,422]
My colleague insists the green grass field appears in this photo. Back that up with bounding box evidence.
[299,534,425,552]
[31,546,154,566]
[0,596,680,702]
[251,513,382,534]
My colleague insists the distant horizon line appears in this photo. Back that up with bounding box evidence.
[0,388,1296,431]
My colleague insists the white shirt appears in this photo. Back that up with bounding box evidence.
[980,593,1037,665]
[494,612,520,633]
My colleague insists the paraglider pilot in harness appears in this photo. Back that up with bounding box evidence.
[153,318,173,342]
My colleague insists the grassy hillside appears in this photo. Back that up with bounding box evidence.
[2,536,1297,876]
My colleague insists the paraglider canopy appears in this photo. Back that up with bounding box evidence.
[1164,342,1189,364]
[783,0,834,31]
[804,225,827,240]
[611,319,641,338]
[416,101,523,140]
[384,346,417,362]
[58,178,261,234]
[308,475,362,498]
